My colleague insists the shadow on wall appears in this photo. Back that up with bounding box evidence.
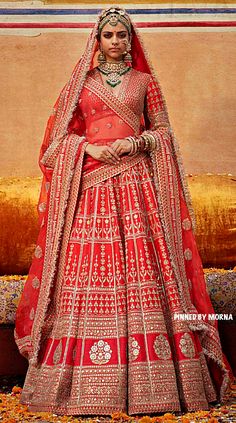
[0,174,235,275]
[190,174,236,268]
[0,178,40,275]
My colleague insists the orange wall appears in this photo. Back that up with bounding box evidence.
[0,31,235,176]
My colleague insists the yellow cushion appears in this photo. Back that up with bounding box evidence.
[0,271,235,324]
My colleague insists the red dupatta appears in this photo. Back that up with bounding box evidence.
[14,8,231,401]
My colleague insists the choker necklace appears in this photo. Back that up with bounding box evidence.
[97,61,131,88]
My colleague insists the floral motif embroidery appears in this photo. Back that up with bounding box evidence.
[182,218,191,231]
[34,245,42,259]
[89,340,112,365]
[184,248,192,261]
[53,340,62,365]
[179,333,195,358]
[32,277,40,289]
[38,202,46,213]
[29,307,35,320]
[129,337,140,361]
[153,334,171,359]
[45,182,50,192]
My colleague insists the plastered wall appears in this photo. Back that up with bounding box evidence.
[0,25,235,176]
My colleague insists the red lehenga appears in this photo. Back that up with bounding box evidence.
[15,11,230,416]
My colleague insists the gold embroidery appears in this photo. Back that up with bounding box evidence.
[31,138,88,363]
[153,334,171,359]
[53,340,63,365]
[179,333,195,358]
[34,245,42,259]
[129,337,140,362]
[38,202,46,213]
[81,152,146,192]
[182,218,191,231]
[17,14,229,413]
[32,277,40,289]
[29,308,35,321]
[20,156,222,414]
[45,182,50,192]
[184,248,192,261]
[89,340,112,365]
[84,75,140,135]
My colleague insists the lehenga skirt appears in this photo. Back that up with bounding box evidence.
[20,154,217,415]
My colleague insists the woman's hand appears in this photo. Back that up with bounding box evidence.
[85,144,121,164]
[111,138,132,156]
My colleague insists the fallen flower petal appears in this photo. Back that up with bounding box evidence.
[139,416,153,423]
[11,387,22,395]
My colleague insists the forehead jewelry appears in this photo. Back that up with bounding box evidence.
[98,7,131,35]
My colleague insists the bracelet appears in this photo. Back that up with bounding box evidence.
[127,136,138,156]
[140,133,157,151]
[127,132,157,155]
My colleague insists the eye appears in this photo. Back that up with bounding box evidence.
[118,32,127,38]
[102,32,112,38]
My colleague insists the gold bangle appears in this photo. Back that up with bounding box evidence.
[141,133,157,151]
[127,136,136,155]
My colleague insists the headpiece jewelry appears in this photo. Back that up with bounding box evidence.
[98,7,132,36]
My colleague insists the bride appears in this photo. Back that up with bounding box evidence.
[14,6,230,416]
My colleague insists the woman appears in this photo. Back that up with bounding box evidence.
[15,6,230,416]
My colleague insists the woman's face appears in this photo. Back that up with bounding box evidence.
[99,22,129,63]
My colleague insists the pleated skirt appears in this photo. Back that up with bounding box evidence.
[20,154,217,415]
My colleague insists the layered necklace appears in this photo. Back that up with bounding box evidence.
[97,61,131,88]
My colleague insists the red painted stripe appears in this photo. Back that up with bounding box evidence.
[0,21,235,28]
[138,21,236,27]
[0,22,91,28]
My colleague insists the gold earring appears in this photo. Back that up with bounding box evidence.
[124,42,132,63]
[98,47,106,64]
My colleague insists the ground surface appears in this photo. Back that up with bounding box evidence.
[0,376,235,423]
